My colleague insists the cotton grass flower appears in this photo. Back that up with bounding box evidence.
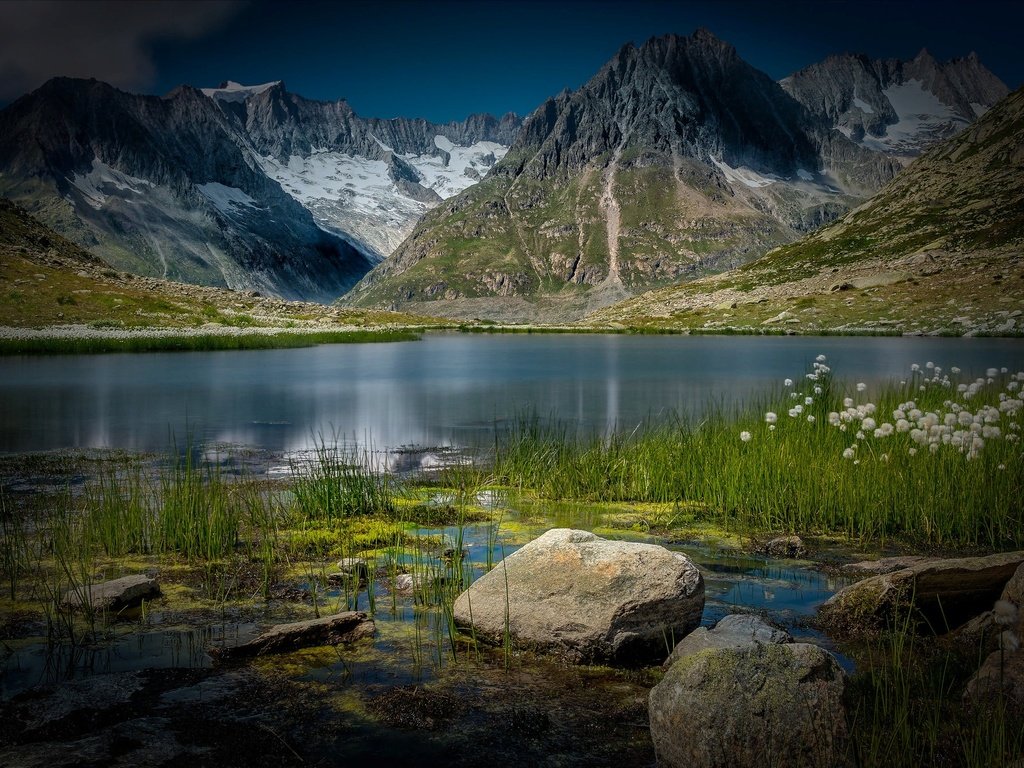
[857,382,867,392]
[740,431,752,443]
[765,412,778,425]
[842,448,855,460]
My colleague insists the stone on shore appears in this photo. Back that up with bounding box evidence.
[649,643,849,768]
[61,574,160,612]
[819,551,1024,634]
[213,611,374,659]
[452,528,704,665]
[763,535,807,559]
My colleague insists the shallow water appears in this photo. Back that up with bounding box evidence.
[2,333,1022,456]
[0,491,851,700]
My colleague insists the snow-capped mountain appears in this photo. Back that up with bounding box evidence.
[214,81,520,258]
[781,50,1008,161]
[0,78,518,300]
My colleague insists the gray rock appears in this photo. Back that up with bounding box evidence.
[649,643,849,768]
[61,574,160,612]
[763,535,807,558]
[213,611,374,659]
[820,550,1024,635]
[452,528,704,664]
[664,614,791,667]
[965,647,1024,705]
[328,557,369,584]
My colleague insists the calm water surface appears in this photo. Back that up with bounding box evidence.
[2,333,1023,455]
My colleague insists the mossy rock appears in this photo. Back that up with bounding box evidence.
[649,643,849,768]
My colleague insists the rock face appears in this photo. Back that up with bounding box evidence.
[61,575,160,612]
[782,49,1008,160]
[820,551,1024,634]
[588,85,1024,336]
[664,614,791,667]
[650,643,849,768]
[452,528,704,664]
[214,611,374,659]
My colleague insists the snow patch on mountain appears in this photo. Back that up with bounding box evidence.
[257,136,510,259]
[860,79,969,156]
[405,136,508,198]
[69,159,154,209]
[257,151,429,258]
[197,183,261,215]
[201,81,281,103]
[710,156,777,188]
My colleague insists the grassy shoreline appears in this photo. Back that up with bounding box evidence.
[0,328,423,355]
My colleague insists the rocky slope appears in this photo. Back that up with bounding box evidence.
[781,49,1008,161]
[0,78,519,300]
[345,30,904,322]
[589,86,1024,336]
[0,196,432,330]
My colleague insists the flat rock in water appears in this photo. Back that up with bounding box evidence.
[664,614,791,668]
[452,528,704,664]
[820,551,1024,634]
[649,642,849,768]
[61,574,160,612]
[213,611,374,659]
[842,555,939,576]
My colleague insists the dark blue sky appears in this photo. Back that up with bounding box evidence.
[4,1,1022,120]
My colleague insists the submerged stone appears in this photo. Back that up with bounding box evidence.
[213,611,374,659]
[649,643,849,768]
[61,574,160,612]
[452,528,704,665]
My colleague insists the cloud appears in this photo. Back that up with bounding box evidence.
[0,0,245,100]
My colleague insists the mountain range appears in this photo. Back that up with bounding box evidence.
[591,82,1024,335]
[344,31,1007,321]
[0,29,1009,317]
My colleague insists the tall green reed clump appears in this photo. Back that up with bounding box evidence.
[493,357,1024,548]
[848,613,1024,767]
[83,447,241,560]
[291,440,396,523]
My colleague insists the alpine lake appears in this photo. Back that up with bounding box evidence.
[2,332,1023,766]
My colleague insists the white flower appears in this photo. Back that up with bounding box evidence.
[926,361,934,369]
[862,417,877,431]
[856,431,865,440]
[769,424,776,431]
[816,354,827,362]
[842,448,855,460]
[784,378,794,387]
[994,600,1019,626]
[843,397,854,408]
[814,386,822,395]
[908,448,918,456]
[804,396,814,406]
[911,363,921,372]
[951,366,961,374]
[987,368,999,378]
[740,431,752,442]
[896,419,911,433]
[807,415,815,424]
[765,412,778,425]
[788,408,799,418]
[857,382,867,392]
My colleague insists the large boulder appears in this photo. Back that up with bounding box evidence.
[649,643,849,768]
[452,528,704,664]
[820,551,1024,635]
[61,574,160,612]
[213,611,374,659]
[664,614,791,668]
